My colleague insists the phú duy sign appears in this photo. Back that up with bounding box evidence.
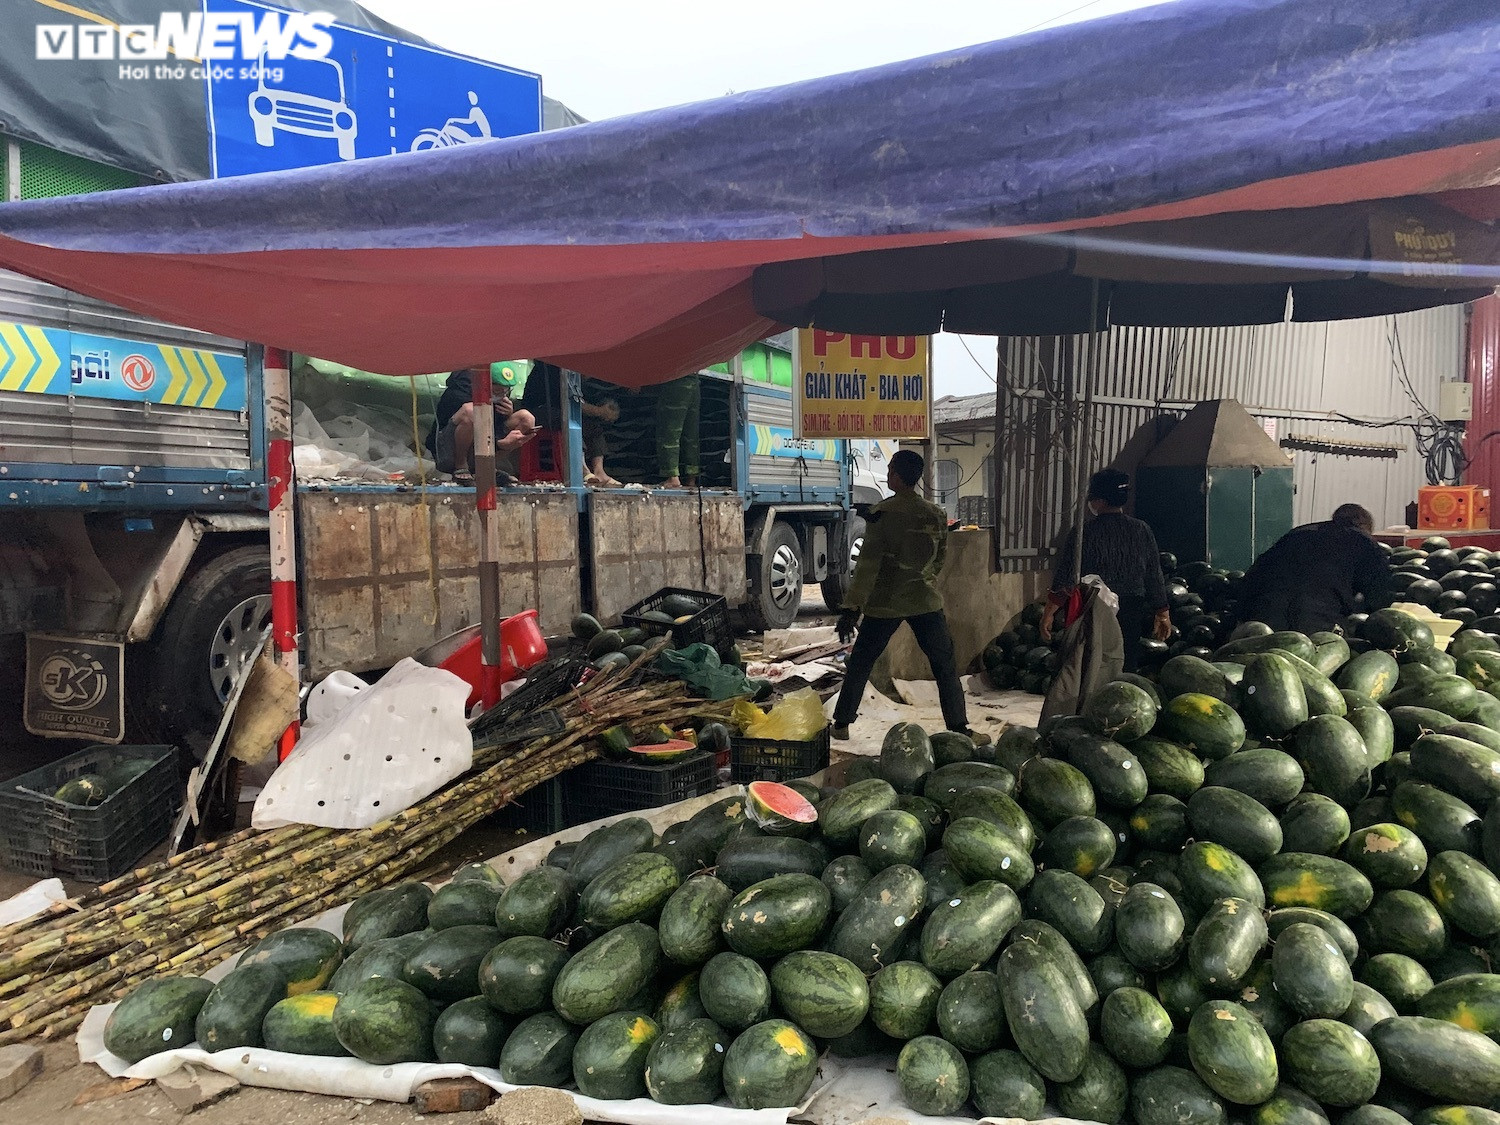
[793,331,931,440]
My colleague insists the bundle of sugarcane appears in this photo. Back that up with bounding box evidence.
[0,663,729,1047]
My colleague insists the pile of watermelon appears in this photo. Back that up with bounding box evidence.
[99,601,1500,1122]
[1385,536,1500,624]
[982,554,1245,695]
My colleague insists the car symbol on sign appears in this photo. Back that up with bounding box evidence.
[248,54,358,162]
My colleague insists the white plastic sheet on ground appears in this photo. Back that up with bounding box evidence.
[0,878,65,927]
[80,776,1097,1125]
[251,659,472,829]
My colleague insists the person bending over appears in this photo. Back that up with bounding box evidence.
[1237,503,1392,633]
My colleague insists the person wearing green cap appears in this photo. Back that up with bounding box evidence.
[425,367,536,485]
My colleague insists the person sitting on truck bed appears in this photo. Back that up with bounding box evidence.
[831,449,991,747]
[1236,502,1393,633]
[425,367,536,485]
[521,361,621,486]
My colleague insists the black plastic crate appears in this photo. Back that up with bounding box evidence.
[621,588,733,657]
[729,728,831,783]
[469,657,588,742]
[565,752,720,823]
[492,777,569,835]
[0,744,179,882]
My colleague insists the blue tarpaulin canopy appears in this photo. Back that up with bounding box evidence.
[0,0,1497,384]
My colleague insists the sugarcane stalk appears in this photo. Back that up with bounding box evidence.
[0,676,698,1040]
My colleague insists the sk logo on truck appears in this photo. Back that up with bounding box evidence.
[37,649,109,712]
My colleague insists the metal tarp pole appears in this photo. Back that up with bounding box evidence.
[472,367,503,709]
[1072,281,1102,584]
[264,345,301,761]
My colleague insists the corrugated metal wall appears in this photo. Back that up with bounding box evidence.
[1466,296,1500,494]
[995,306,1466,571]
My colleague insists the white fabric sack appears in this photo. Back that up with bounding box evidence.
[252,659,472,830]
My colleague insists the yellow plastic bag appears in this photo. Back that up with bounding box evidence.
[732,700,767,734]
[736,686,827,741]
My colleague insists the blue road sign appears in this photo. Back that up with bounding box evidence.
[204,0,542,178]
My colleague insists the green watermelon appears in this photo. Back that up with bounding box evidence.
[897,1035,970,1116]
[551,922,660,1025]
[572,1011,659,1100]
[879,722,935,794]
[332,976,435,1064]
[643,1018,728,1105]
[1186,1000,1278,1105]
[103,976,214,1063]
[698,951,771,1031]
[240,927,344,996]
[721,1019,819,1109]
[721,874,831,959]
[769,950,869,1039]
[195,963,287,1051]
[498,1012,579,1086]
[1277,1017,1381,1107]
[432,996,508,1066]
[478,935,570,1016]
[262,991,349,1056]
[659,874,732,966]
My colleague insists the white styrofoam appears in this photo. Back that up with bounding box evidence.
[252,659,472,829]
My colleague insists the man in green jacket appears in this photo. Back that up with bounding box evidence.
[831,449,988,745]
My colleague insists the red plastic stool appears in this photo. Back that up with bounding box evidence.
[520,429,564,483]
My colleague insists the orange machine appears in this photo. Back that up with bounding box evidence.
[1418,485,1491,530]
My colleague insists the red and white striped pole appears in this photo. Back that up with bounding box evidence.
[471,367,504,709]
[264,346,301,761]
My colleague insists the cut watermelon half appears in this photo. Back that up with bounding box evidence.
[746,780,820,835]
[627,738,697,763]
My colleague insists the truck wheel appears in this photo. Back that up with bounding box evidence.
[145,545,272,759]
[746,521,803,631]
[819,514,866,611]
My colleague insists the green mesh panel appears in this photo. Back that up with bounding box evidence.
[17,140,137,200]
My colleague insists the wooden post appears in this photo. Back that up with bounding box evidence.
[263,346,301,761]
[471,367,504,708]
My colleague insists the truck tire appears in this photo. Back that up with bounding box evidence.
[746,521,803,631]
[819,514,866,611]
[145,545,272,759]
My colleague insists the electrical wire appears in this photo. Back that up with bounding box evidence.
[1388,319,1468,485]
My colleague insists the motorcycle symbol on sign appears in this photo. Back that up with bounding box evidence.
[411,92,493,151]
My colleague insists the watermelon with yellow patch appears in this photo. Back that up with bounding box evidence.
[1415,973,1500,1040]
[572,1011,661,1100]
[239,928,344,996]
[1258,854,1374,919]
[722,1019,820,1109]
[261,991,350,1056]
[745,781,819,836]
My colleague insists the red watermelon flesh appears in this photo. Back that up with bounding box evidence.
[746,781,819,834]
